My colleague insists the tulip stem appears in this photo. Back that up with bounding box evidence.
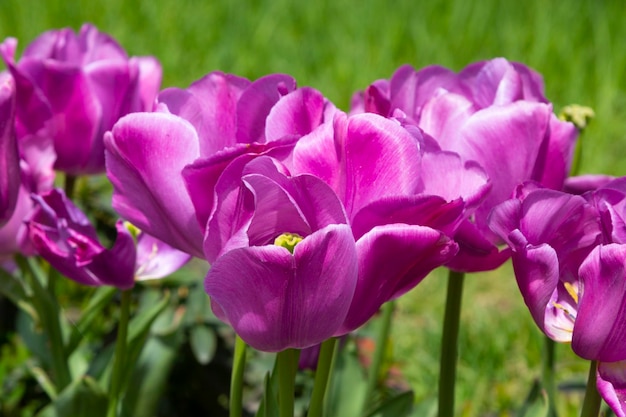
[361,300,395,415]
[308,338,337,417]
[64,174,77,200]
[230,336,247,417]
[277,348,300,417]
[542,337,558,416]
[580,360,601,417]
[107,289,133,417]
[438,269,465,417]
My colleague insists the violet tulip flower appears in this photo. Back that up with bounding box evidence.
[355,58,578,272]
[205,157,358,352]
[105,72,332,257]
[0,71,18,226]
[1,24,161,175]
[290,111,488,332]
[489,179,626,416]
[27,189,189,289]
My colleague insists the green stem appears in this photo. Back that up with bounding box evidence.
[308,338,337,417]
[17,256,72,391]
[277,348,300,417]
[107,290,133,417]
[361,301,395,415]
[438,270,465,417]
[542,337,557,417]
[580,361,601,417]
[230,336,247,417]
[64,174,77,199]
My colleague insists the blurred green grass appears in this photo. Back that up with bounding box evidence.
[1,0,624,415]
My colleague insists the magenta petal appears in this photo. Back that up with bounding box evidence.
[470,57,524,107]
[574,244,626,361]
[235,74,297,144]
[20,60,102,174]
[28,190,136,289]
[341,224,457,333]
[564,174,617,195]
[265,87,326,142]
[87,221,136,289]
[419,150,490,210]
[105,112,204,257]
[206,224,357,352]
[132,56,162,111]
[343,114,422,216]
[134,232,191,280]
[159,72,250,155]
[597,361,626,417]
[351,195,464,240]
[512,242,566,340]
[0,72,18,226]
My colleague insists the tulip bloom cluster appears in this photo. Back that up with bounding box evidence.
[6,21,626,417]
[103,57,582,357]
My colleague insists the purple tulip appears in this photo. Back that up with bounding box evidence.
[27,189,189,289]
[489,180,626,416]
[204,157,358,351]
[354,58,578,272]
[1,24,161,175]
[105,72,332,257]
[0,71,18,226]
[291,111,487,332]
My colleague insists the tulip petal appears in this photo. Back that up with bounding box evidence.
[105,112,204,257]
[159,72,250,156]
[0,72,18,226]
[265,87,326,142]
[597,361,626,417]
[342,114,422,217]
[206,224,357,352]
[341,224,457,333]
[235,74,296,144]
[134,232,191,281]
[574,244,626,361]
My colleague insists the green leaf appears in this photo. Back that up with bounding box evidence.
[323,344,366,417]
[66,286,117,354]
[255,372,279,417]
[517,379,550,417]
[118,292,170,391]
[121,331,182,417]
[189,323,217,365]
[35,376,107,417]
[366,391,414,417]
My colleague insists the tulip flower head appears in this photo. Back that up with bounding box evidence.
[1,23,162,175]
[355,58,579,272]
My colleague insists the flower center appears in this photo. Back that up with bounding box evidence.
[274,233,303,254]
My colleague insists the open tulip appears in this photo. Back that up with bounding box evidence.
[291,111,487,332]
[27,189,189,288]
[204,157,358,351]
[1,24,161,175]
[355,58,578,271]
[489,179,626,416]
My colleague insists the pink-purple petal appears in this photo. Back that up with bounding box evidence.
[206,224,357,352]
[597,361,626,417]
[105,112,204,257]
[341,224,457,333]
[574,244,626,361]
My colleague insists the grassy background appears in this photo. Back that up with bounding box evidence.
[1,0,624,415]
